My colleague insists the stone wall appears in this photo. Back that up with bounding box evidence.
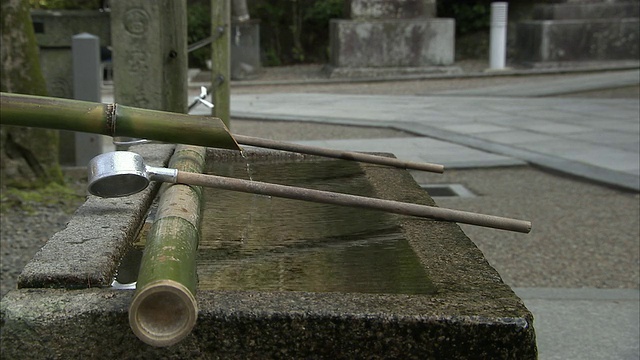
[329,0,455,76]
[31,10,110,99]
[516,1,640,65]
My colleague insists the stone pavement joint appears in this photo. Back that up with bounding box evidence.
[229,92,640,191]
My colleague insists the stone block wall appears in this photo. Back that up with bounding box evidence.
[31,10,110,99]
[329,0,455,73]
[330,19,454,68]
[516,1,640,64]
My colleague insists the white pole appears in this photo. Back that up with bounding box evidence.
[490,2,508,70]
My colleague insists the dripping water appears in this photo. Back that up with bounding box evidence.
[240,150,254,181]
[239,150,257,243]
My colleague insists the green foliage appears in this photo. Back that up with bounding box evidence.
[28,0,101,10]
[301,0,344,63]
[187,1,211,69]
[263,47,281,67]
[437,1,491,36]
[249,0,344,65]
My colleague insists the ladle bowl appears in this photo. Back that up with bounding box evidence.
[88,151,177,198]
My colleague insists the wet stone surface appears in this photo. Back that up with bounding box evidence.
[1,147,536,358]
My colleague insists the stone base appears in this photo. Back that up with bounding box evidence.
[531,2,639,21]
[519,60,640,71]
[516,18,639,63]
[515,2,639,64]
[1,147,537,358]
[323,65,462,79]
[330,18,455,68]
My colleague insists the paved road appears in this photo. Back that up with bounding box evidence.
[226,73,639,191]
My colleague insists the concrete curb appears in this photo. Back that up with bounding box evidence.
[189,61,640,88]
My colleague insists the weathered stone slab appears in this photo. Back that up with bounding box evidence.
[516,18,640,63]
[16,145,174,289]
[2,148,536,358]
[31,10,111,48]
[532,2,640,20]
[515,2,639,65]
[30,10,110,99]
[330,18,455,68]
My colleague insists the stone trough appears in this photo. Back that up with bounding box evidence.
[1,144,536,358]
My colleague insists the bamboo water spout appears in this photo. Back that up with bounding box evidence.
[88,151,532,233]
[0,92,240,150]
[0,92,444,173]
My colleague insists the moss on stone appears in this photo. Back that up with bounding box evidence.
[0,0,63,187]
[0,179,85,214]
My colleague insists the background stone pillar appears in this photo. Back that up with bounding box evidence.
[72,33,108,166]
[111,0,188,113]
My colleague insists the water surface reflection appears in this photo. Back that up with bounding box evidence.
[199,157,435,294]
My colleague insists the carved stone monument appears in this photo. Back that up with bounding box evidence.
[110,0,187,113]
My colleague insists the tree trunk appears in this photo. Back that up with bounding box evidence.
[1,0,62,188]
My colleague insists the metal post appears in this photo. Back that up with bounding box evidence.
[489,2,508,70]
[72,32,108,166]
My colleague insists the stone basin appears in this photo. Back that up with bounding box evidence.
[1,144,536,359]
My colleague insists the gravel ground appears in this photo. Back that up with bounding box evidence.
[2,63,638,298]
[1,174,88,297]
[412,167,640,289]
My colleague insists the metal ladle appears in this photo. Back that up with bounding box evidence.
[88,151,531,233]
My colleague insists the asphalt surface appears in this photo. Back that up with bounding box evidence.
[73,64,640,359]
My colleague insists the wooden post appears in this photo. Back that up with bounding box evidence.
[211,0,231,128]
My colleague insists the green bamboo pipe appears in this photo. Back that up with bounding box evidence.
[0,92,239,151]
[129,145,205,347]
[1,92,447,173]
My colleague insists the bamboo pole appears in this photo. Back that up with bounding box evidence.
[234,134,445,173]
[1,92,448,173]
[175,171,532,233]
[0,92,239,151]
[129,145,205,347]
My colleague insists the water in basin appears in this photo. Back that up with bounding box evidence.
[198,156,435,294]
